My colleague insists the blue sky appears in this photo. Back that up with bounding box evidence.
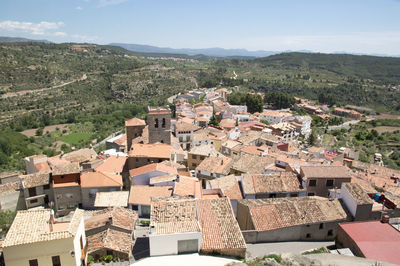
[1,0,400,55]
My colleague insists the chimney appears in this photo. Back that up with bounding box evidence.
[381,215,390,223]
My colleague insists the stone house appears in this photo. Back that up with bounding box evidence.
[20,172,52,209]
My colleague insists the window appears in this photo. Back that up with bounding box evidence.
[29,259,38,266]
[326,179,334,187]
[107,250,113,256]
[52,255,61,266]
[192,163,197,168]
[44,184,50,190]
[306,233,311,238]
[89,189,98,198]
[28,187,37,197]
[155,118,159,128]
[136,158,139,162]
[192,154,197,160]
[162,118,166,128]
[308,179,317,187]
[30,199,38,204]
[327,229,333,236]
[186,136,191,141]
[132,205,139,211]
[179,137,183,142]
[56,194,62,200]
[319,223,324,229]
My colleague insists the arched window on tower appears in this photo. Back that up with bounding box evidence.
[155,118,159,128]
[162,118,166,128]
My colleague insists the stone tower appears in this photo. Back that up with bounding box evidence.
[147,106,171,144]
[125,117,146,151]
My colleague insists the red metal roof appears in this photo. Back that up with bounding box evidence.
[339,221,400,265]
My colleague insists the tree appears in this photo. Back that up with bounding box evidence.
[209,114,219,126]
[35,128,43,136]
[308,132,316,146]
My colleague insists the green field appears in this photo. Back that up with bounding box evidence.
[58,133,93,146]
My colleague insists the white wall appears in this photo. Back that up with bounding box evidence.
[340,185,357,218]
[149,231,202,256]
[133,170,168,186]
[73,217,87,266]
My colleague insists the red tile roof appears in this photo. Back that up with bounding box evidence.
[95,156,127,173]
[339,221,400,265]
[80,171,122,188]
[128,185,172,205]
[129,163,178,177]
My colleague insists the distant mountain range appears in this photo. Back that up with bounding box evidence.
[0,36,51,43]
[109,43,284,58]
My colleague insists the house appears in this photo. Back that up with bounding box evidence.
[173,176,201,198]
[0,171,19,184]
[94,191,129,208]
[51,162,82,217]
[339,183,374,221]
[241,172,306,199]
[105,133,127,153]
[80,171,123,209]
[333,107,362,120]
[259,110,292,125]
[219,118,236,131]
[230,154,275,176]
[187,144,222,170]
[237,197,348,243]
[20,172,52,209]
[207,175,243,216]
[62,148,98,166]
[174,122,198,150]
[300,166,351,197]
[268,122,297,142]
[24,155,50,174]
[336,219,400,265]
[195,157,233,187]
[149,198,202,256]
[85,207,138,261]
[129,163,178,186]
[2,209,87,266]
[221,139,242,157]
[197,198,246,257]
[128,185,173,217]
[128,143,178,169]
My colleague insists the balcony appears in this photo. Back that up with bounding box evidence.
[25,194,46,209]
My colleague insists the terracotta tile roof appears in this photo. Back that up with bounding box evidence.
[129,185,172,205]
[208,175,243,199]
[51,162,81,176]
[198,198,246,254]
[129,163,178,177]
[342,183,373,205]
[125,117,146,127]
[87,229,133,255]
[350,176,377,193]
[3,208,84,247]
[240,145,268,156]
[85,207,137,232]
[63,148,98,164]
[189,144,222,157]
[113,134,127,146]
[242,172,303,195]
[239,197,348,231]
[196,157,233,175]
[150,198,200,235]
[260,110,292,117]
[175,122,198,132]
[220,119,236,129]
[222,139,241,149]
[94,191,129,207]
[301,166,351,179]
[149,174,178,185]
[95,156,127,173]
[81,171,122,188]
[173,176,201,197]
[231,154,275,174]
[34,161,51,172]
[160,160,187,172]
[129,143,173,159]
[20,172,50,188]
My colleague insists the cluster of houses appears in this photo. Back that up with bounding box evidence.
[1,88,400,265]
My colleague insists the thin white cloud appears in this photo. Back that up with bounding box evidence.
[0,20,64,35]
[76,6,83,11]
[98,0,128,7]
[54,31,67,37]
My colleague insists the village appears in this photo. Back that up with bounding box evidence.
[0,87,400,266]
